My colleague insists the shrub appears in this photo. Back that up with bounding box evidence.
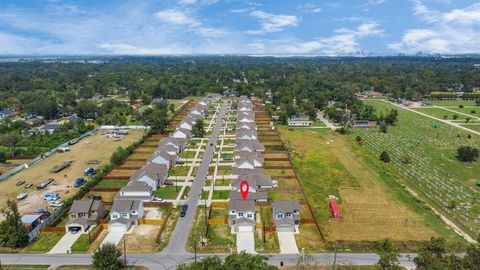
[92,243,124,270]
[380,151,391,163]
[456,146,479,162]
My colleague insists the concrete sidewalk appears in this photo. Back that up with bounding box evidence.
[236,232,256,254]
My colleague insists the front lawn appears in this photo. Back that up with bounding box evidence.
[24,232,64,253]
[71,226,101,253]
[154,186,181,199]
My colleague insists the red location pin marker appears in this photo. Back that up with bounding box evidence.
[240,179,249,201]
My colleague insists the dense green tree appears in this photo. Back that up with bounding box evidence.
[177,252,277,270]
[380,151,390,162]
[0,199,29,248]
[77,100,98,119]
[92,243,124,270]
[456,146,479,162]
[374,239,402,270]
[0,133,20,156]
[379,124,388,133]
[0,151,6,163]
[192,118,206,138]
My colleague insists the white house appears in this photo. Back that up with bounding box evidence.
[229,199,256,232]
[234,153,264,169]
[148,151,176,169]
[172,128,192,139]
[108,200,144,232]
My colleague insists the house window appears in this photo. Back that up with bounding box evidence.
[276,213,284,219]
[121,213,128,218]
[112,214,119,219]
[238,212,244,217]
[246,213,253,218]
[286,213,292,217]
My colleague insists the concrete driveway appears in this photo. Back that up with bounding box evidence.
[277,232,299,254]
[48,231,82,254]
[101,232,124,246]
[236,232,256,254]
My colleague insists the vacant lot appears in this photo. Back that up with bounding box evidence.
[278,127,463,250]
[119,225,161,253]
[0,130,143,215]
[413,107,468,120]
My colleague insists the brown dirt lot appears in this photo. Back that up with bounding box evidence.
[0,130,143,215]
[120,225,160,253]
[107,169,136,177]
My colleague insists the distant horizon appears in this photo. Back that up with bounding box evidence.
[1,0,479,56]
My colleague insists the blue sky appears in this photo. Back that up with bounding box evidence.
[0,0,479,55]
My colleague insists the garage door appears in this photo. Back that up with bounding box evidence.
[237,225,253,232]
[277,226,294,232]
[108,225,126,233]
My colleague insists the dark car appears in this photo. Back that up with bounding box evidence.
[34,208,49,214]
[24,183,33,189]
[88,195,102,200]
[180,204,188,217]
[74,177,86,188]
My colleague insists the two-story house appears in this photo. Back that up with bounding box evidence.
[272,200,301,232]
[115,181,153,201]
[130,163,168,190]
[229,199,256,232]
[108,199,144,233]
[65,199,106,233]
[234,152,264,169]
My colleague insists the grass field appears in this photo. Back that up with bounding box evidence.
[23,232,64,253]
[71,226,102,253]
[277,126,465,250]
[0,130,143,215]
[55,266,147,270]
[355,100,480,239]
[154,186,181,199]
[0,266,50,270]
[413,107,468,120]
[187,208,234,253]
[423,100,477,107]
[95,180,128,189]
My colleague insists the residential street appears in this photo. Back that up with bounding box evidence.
[162,101,227,254]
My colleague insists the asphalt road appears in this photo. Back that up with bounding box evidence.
[162,100,227,254]
[0,252,418,269]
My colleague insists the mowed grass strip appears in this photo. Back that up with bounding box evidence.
[413,107,468,120]
[277,126,462,249]
[95,180,128,189]
[23,232,64,253]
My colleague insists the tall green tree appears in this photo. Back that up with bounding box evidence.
[92,243,124,270]
[192,118,206,138]
[0,199,29,248]
[374,239,402,270]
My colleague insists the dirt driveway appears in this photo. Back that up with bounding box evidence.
[0,130,143,214]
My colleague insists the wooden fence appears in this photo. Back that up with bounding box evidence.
[210,201,229,207]
[155,206,173,241]
[139,219,163,225]
[90,187,121,192]
[40,226,65,233]
[208,219,228,225]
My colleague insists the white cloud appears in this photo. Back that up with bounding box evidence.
[154,9,200,26]
[390,1,480,53]
[99,43,188,55]
[362,0,387,11]
[297,3,322,13]
[246,10,299,34]
[249,23,383,55]
[178,0,197,5]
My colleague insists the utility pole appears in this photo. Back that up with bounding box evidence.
[332,242,337,270]
[123,236,127,266]
[194,230,197,263]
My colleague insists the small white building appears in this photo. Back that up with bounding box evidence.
[288,115,312,126]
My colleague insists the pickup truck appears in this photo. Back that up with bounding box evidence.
[57,147,70,153]
[36,178,54,190]
[44,193,60,201]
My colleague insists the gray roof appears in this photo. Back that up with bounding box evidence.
[229,198,255,212]
[235,140,265,152]
[121,181,153,192]
[69,199,102,214]
[232,167,265,176]
[109,217,133,226]
[229,191,267,201]
[67,217,89,226]
[112,199,141,213]
[272,200,300,214]
[234,217,256,225]
[233,173,272,189]
[130,163,168,182]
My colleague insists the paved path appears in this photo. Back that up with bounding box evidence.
[236,232,256,254]
[433,105,480,120]
[47,232,81,254]
[163,101,227,254]
[277,232,299,254]
[0,252,419,269]
[317,112,338,130]
[101,231,125,246]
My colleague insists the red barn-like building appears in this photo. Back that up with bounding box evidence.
[329,199,340,219]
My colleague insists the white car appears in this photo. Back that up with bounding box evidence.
[152,197,165,202]
[16,192,28,200]
[49,201,64,207]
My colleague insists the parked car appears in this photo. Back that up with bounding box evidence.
[163,181,173,186]
[152,197,165,202]
[69,227,81,234]
[83,167,96,176]
[24,183,33,189]
[34,208,49,214]
[74,177,86,188]
[57,147,70,153]
[180,204,188,217]
[88,194,102,200]
[223,157,233,161]
[16,192,28,200]
[176,160,185,165]
[68,138,79,145]
[16,180,26,186]
[49,201,64,207]
[43,193,60,201]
